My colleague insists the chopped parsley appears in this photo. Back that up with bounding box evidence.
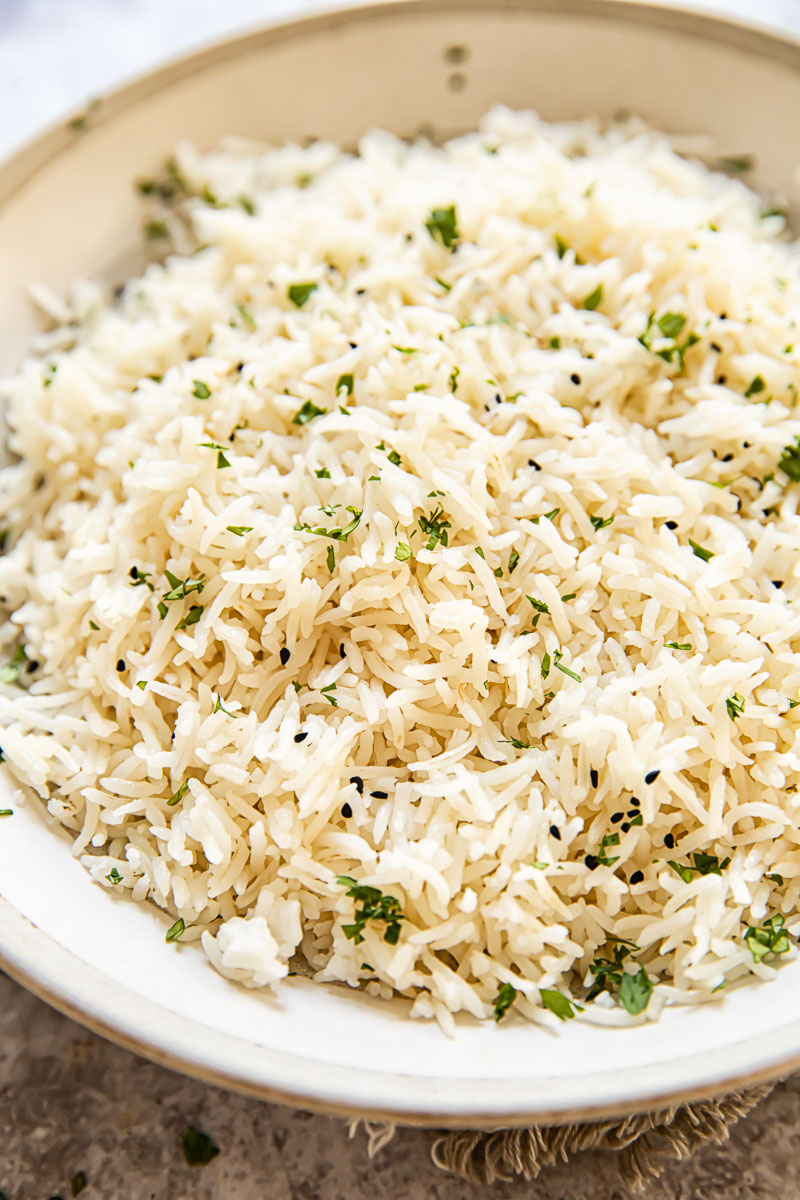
[541,652,551,680]
[448,365,460,393]
[165,917,186,942]
[392,345,417,355]
[586,936,638,1001]
[667,852,731,883]
[434,276,452,292]
[527,595,549,615]
[553,649,580,681]
[293,400,327,426]
[106,867,123,885]
[288,282,318,308]
[0,645,26,685]
[326,545,335,573]
[176,605,203,629]
[425,204,459,250]
[745,374,766,398]
[130,567,154,591]
[71,1172,88,1197]
[234,302,255,330]
[726,693,745,721]
[336,374,354,396]
[745,913,790,963]
[560,592,577,603]
[336,875,405,944]
[387,449,402,467]
[320,682,338,707]
[554,233,569,259]
[638,311,699,369]
[778,437,800,482]
[192,380,211,399]
[594,832,620,867]
[315,467,331,479]
[395,542,412,562]
[501,737,532,749]
[665,641,691,650]
[163,570,205,601]
[418,507,451,550]
[583,284,603,311]
[549,336,561,349]
[43,363,57,388]
[198,442,231,469]
[508,549,520,574]
[144,220,169,240]
[167,780,189,807]
[590,514,614,531]
[182,1127,220,1167]
[539,988,578,1020]
[689,538,713,562]
[295,505,362,542]
[529,508,560,524]
[136,680,147,691]
[214,695,241,718]
[226,525,253,535]
[618,967,653,1015]
[719,153,755,173]
[493,982,517,1022]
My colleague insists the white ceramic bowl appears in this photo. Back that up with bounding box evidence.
[2,0,800,1128]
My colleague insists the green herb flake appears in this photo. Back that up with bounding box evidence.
[529,508,560,525]
[501,737,532,749]
[418,507,451,551]
[553,649,580,681]
[157,601,169,620]
[288,282,318,308]
[657,312,686,340]
[176,605,203,630]
[508,549,520,574]
[689,539,713,562]
[541,652,551,680]
[326,544,335,573]
[719,153,755,173]
[745,374,766,398]
[726,693,745,721]
[167,779,189,807]
[392,345,417,355]
[0,645,26,685]
[778,437,800,482]
[144,220,169,240]
[549,336,561,349]
[668,859,694,884]
[395,542,412,563]
[583,284,603,311]
[165,917,186,942]
[226,525,253,536]
[198,442,231,469]
[425,204,459,250]
[618,967,653,1015]
[213,695,241,718]
[293,399,327,426]
[43,363,57,388]
[106,867,122,885]
[315,467,331,479]
[554,234,570,259]
[337,875,404,944]
[493,982,518,1022]
[539,988,578,1020]
[527,595,549,615]
[665,641,691,650]
[234,302,255,331]
[336,373,354,396]
[136,680,147,691]
[162,570,206,601]
[590,514,614,531]
[182,1127,220,1167]
[766,873,784,885]
[745,913,790,963]
[239,195,256,215]
[320,682,338,707]
[560,593,577,603]
[89,620,100,631]
[449,365,460,394]
[71,1172,88,1197]
[434,276,452,292]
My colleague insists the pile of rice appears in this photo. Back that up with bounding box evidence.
[2,107,800,1032]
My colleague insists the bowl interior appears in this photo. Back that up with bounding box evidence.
[2,0,800,1123]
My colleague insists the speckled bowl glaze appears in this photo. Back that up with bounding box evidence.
[2,0,800,1128]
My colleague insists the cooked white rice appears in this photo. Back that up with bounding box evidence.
[2,106,800,1031]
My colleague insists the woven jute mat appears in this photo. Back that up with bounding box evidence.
[354,1084,773,1191]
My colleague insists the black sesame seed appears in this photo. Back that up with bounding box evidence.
[339,643,346,659]
[665,520,678,530]
[341,802,353,818]
[234,362,245,373]
[26,660,39,673]
[743,441,752,449]
[279,648,291,666]
[570,373,581,385]
[664,833,675,849]
[630,870,644,885]
[129,566,139,579]
[371,790,389,799]
[610,812,624,824]
[349,342,358,349]
[621,822,630,832]
[528,460,542,471]
[629,797,640,808]
[721,452,734,463]
[716,375,727,385]
[484,404,490,412]
[585,854,599,870]
[773,580,784,589]
[549,824,561,840]
[350,775,364,795]
[355,288,367,296]
[495,393,502,404]
[627,809,639,818]
[644,769,660,785]
[710,342,722,353]
[590,768,598,788]
[116,659,126,672]
[294,732,308,743]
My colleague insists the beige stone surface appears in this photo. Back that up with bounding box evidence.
[0,968,795,1199]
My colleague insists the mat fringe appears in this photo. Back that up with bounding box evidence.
[429,1085,773,1191]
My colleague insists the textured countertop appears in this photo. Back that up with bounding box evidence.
[3,0,800,1196]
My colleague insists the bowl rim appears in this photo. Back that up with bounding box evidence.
[3,0,800,1127]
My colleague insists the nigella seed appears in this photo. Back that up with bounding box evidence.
[610,812,624,824]
[355,288,367,296]
[26,660,39,673]
[350,775,364,795]
[341,802,353,818]
[294,732,308,743]
[371,790,388,799]
[549,824,561,840]
[621,822,630,833]
[644,769,660,784]
[590,769,598,788]
[665,520,678,530]
[773,580,785,589]
[629,797,640,808]
[349,341,358,349]
[585,854,599,870]
[716,374,727,385]
[339,643,346,659]
[235,362,245,373]
[116,659,126,672]
[570,373,581,385]
[630,870,644,885]
[711,342,722,353]
[664,833,675,849]
[721,452,734,463]
[129,566,139,579]
[279,648,291,666]
[627,809,639,818]
[528,460,542,471]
